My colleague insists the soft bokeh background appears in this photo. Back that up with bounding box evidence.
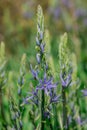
[0,0,87,95]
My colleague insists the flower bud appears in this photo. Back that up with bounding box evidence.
[36,53,40,64]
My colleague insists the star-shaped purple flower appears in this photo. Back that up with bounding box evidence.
[36,73,57,95]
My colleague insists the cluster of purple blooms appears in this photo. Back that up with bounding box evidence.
[23,65,59,106]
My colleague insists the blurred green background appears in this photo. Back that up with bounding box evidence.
[0,0,87,87]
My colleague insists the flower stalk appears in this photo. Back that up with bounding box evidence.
[41,90,45,130]
[62,87,68,130]
[0,42,7,129]
[59,33,70,129]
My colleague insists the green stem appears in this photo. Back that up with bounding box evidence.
[41,90,45,130]
[48,117,53,130]
[53,104,59,130]
[62,87,69,130]
[0,87,8,129]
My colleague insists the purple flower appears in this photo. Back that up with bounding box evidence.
[40,43,45,53]
[53,7,61,19]
[22,90,39,106]
[76,116,82,125]
[30,64,38,80]
[49,7,61,19]
[23,68,58,106]
[50,94,60,103]
[23,12,33,19]
[36,73,57,95]
[81,89,87,96]
[75,9,87,18]
[61,0,72,8]
[60,73,71,88]
[39,31,44,40]
[76,116,87,126]
[49,89,60,103]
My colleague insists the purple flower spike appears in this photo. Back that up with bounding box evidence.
[81,89,87,96]
[60,73,71,88]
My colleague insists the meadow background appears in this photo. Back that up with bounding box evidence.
[0,0,87,129]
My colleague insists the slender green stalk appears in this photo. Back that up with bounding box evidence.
[0,42,7,129]
[62,87,69,130]
[0,88,8,130]
[41,90,45,130]
[49,118,53,130]
[53,104,59,130]
[29,106,36,130]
